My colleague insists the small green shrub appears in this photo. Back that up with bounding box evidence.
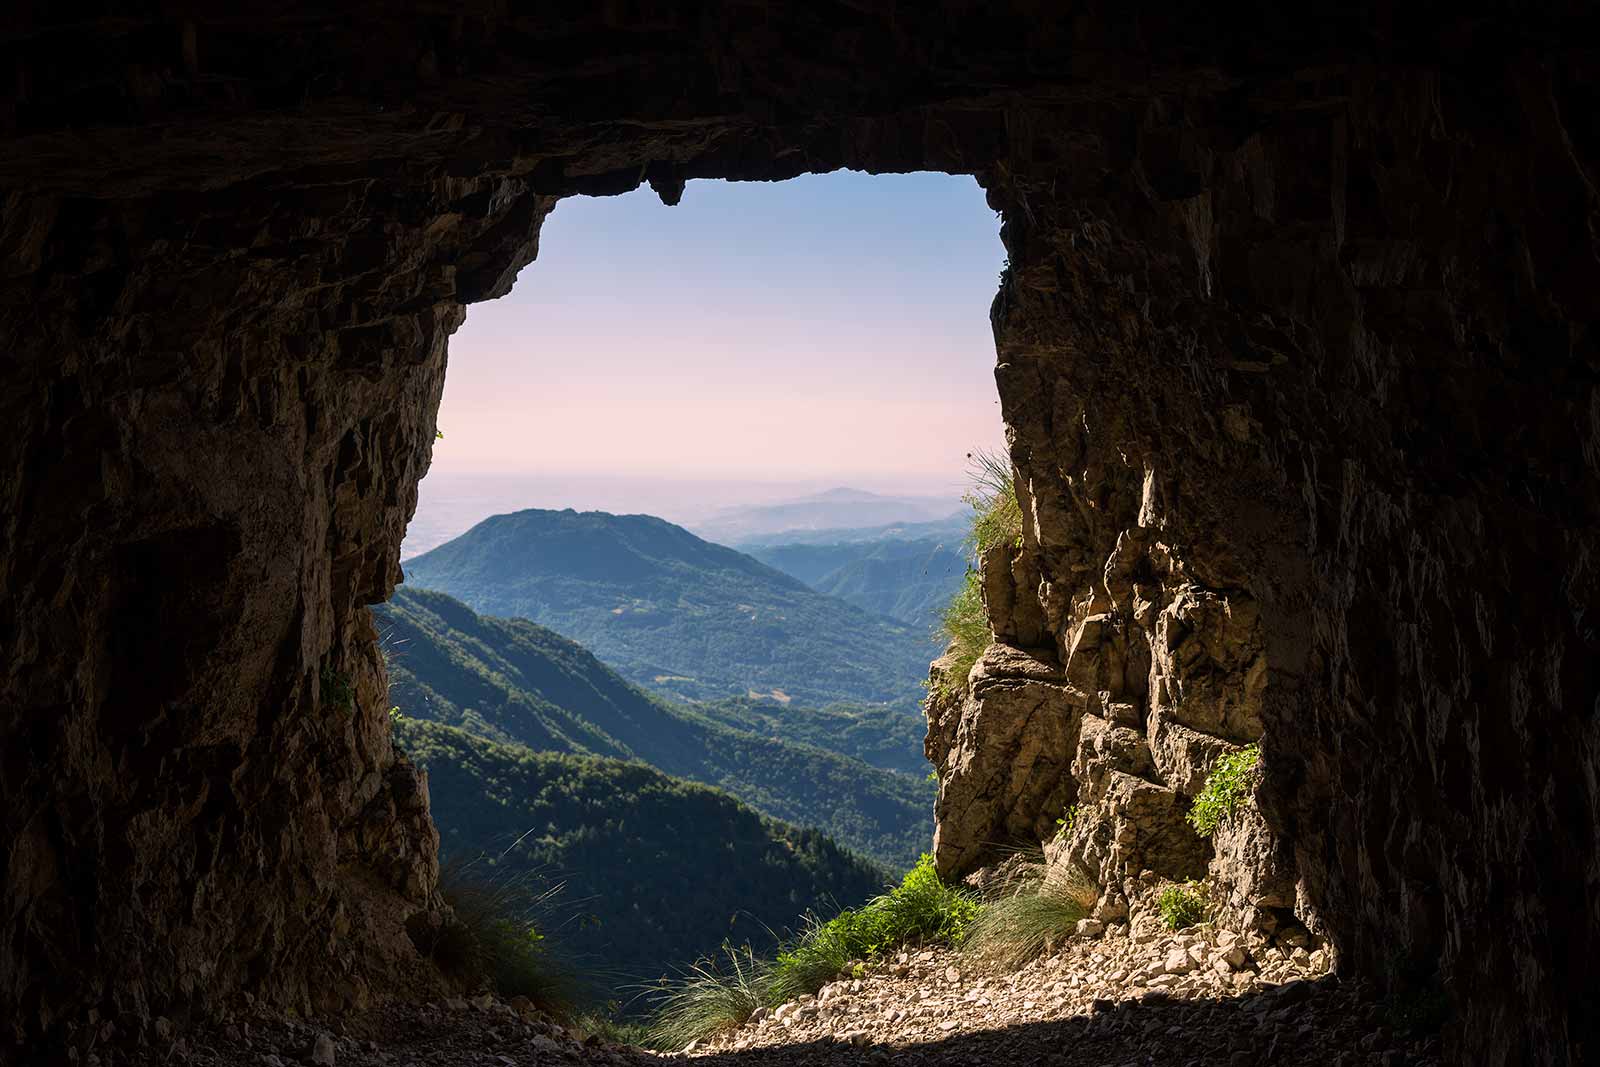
[647,855,978,1045]
[1157,881,1208,931]
[767,853,979,1001]
[575,1012,653,1048]
[961,865,1095,970]
[320,664,354,711]
[1052,803,1080,842]
[1187,744,1261,838]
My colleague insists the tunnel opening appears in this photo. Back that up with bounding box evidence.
[1,7,1596,1064]
[378,170,1015,999]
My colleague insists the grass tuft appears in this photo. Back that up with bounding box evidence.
[962,862,1096,970]
[1187,744,1261,838]
[644,943,771,1051]
[936,571,990,699]
[963,448,1023,557]
[422,860,579,1016]
[646,855,978,1047]
[933,449,1023,700]
[1156,881,1208,931]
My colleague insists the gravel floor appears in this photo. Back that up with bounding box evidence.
[94,917,1440,1067]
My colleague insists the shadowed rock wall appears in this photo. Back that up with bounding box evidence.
[0,4,1595,1063]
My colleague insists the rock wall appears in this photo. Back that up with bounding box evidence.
[0,5,1595,1063]
[943,40,1600,1066]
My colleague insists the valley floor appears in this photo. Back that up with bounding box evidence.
[116,919,1441,1067]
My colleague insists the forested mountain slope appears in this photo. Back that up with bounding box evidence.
[394,718,886,986]
[378,587,933,866]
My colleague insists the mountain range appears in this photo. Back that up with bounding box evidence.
[686,488,961,545]
[729,512,969,549]
[401,509,935,706]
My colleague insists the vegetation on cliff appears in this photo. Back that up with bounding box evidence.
[933,450,1022,698]
[1187,744,1261,838]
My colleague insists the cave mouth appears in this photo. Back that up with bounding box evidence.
[380,171,1006,987]
[400,169,1008,561]
[3,8,1595,1063]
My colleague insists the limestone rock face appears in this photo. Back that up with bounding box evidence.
[0,5,1595,1064]
[927,643,1083,879]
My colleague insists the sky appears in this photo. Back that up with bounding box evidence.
[431,170,1008,498]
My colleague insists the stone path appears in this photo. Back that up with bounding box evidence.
[110,914,1441,1067]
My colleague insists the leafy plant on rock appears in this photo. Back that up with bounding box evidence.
[1157,881,1208,931]
[1053,803,1080,842]
[1186,743,1261,838]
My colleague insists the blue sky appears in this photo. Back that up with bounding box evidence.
[434,170,1007,493]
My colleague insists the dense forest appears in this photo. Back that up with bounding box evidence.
[394,718,887,989]
[401,508,932,706]
[378,587,934,866]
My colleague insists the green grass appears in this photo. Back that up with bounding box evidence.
[961,863,1096,970]
[936,570,990,698]
[1187,744,1261,837]
[963,448,1023,557]
[421,860,578,1016]
[933,449,1022,700]
[573,1013,654,1048]
[644,943,772,1051]
[645,855,979,1048]
[1157,881,1208,931]
[768,854,979,1001]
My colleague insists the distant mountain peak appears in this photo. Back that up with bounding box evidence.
[402,506,935,707]
[809,487,885,501]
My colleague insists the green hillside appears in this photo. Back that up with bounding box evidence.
[394,718,886,986]
[746,537,966,627]
[401,509,932,706]
[378,586,933,866]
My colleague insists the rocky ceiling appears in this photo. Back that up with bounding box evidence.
[1,4,1596,1063]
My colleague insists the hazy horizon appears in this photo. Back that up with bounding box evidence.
[401,471,967,559]
[408,170,1006,557]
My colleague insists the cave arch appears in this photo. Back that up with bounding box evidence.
[1,7,1595,1063]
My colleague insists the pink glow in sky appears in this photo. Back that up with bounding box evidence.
[432,171,1007,495]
